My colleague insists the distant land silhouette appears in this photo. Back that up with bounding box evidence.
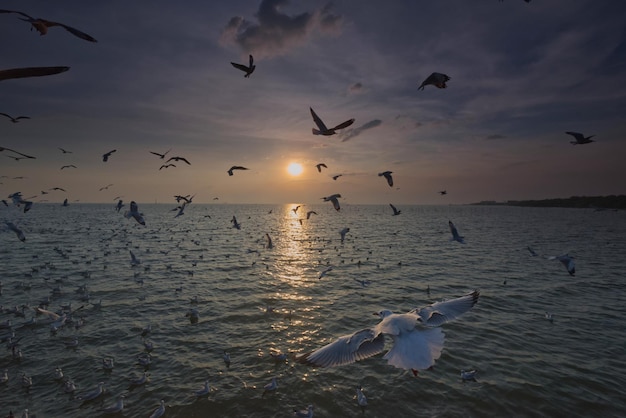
[471,195,626,210]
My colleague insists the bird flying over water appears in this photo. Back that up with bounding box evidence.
[378,171,393,187]
[0,9,98,42]
[0,66,69,81]
[231,54,256,77]
[565,131,595,145]
[418,72,450,90]
[297,290,479,375]
[102,150,116,162]
[5,221,25,242]
[322,194,342,211]
[449,220,465,243]
[125,201,145,226]
[60,165,76,170]
[310,107,355,136]
[549,254,575,276]
[227,166,249,176]
[0,113,29,123]
[389,203,401,216]
[316,163,327,172]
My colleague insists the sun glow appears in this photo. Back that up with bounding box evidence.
[287,162,303,176]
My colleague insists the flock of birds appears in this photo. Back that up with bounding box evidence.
[0,2,594,417]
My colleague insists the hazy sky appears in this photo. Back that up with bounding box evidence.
[2,0,625,205]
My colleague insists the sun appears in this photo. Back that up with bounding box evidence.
[287,162,303,176]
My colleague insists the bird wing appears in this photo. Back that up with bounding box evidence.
[150,151,164,157]
[297,329,385,367]
[310,108,328,131]
[565,131,584,141]
[231,62,249,73]
[330,118,355,131]
[0,9,33,19]
[389,203,397,213]
[384,173,393,186]
[178,157,190,165]
[249,54,254,67]
[411,290,480,327]
[57,23,97,42]
[0,112,11,119]
[0,66,69,81]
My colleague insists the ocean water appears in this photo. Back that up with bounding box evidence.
[1,203,625,417]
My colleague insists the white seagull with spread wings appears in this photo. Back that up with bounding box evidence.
[297,290,479,375]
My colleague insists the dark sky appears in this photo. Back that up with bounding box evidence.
[2,0,625,204]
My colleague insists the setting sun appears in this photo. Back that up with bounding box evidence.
[287,162,303,176]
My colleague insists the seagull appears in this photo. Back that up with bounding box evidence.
[60,165,76,170]
[527,246,538,257]
[332,174,342,181]
[125,201,146,226]
[549,254,575,276]
[231,54,256,77]
[102,149,116,162]
[262,377,277,397]
[0,146,36,159]
[545,312,554,323]
[194,380,211,397]
[98,394,125,414]
[149,400,166,418]
[439,190,447,195]
[115,199,124,212]
[354,278,371,287]
[265,233,273,249]
[306,211,317,220]
[418,72,450,90]
[150,148,171,159]
[129,371,150,386]
[565,131,595,145]
[293,405,314,418]
[58,147,72,154]
[316,163,327,172]
[54,367,64,380]
[130,250,141,266]
[461,369,477,382]
[297,290,479,375]
[0,113,29,123]
[5,221,25,241]
[166,156,190,165]
[223,351,231,368]
[310,107,355,136]
[318,266,333,280]
[159,163,176,170]
[0,66,69,81]
[356,386,368,408]
[292,205,302,214]
[378,171,393,187]
[449,220,465,244]
[0,9,97,42]
[227,166,249,176]
[99,184,113,191]
[340,227,350,243]
[389,203,401,216]
[78,382,105,401]
[231,215,241,230]
[322,194,342,211]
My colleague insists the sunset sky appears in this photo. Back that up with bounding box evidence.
[1,0,625,205]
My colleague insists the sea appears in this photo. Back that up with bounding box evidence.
[1,203,625,417]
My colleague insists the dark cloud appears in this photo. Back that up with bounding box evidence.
[340,119,382,142]
[220,0,343,58]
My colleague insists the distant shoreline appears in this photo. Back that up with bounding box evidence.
[470,195,626,210]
